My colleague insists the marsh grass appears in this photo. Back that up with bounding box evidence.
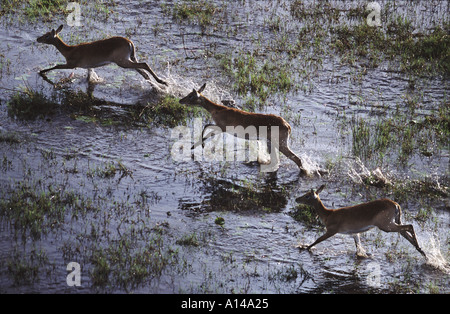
[199,176,291,213]
[89,233,179,289]
[289,204,321,229]
[0,177,180,291]
[0,130,22,144]
[0,180,97,240]
[162,0,221,31]
[136,94,202,127]
[351,99,449,166]
[0,0,116,21]
[6,248,50,285]
[87,160,132,180]
[6,89,200,127]
[176,232,200,247]
[332,16,450,75]
[7,88,59,120]
[0,0,66,20]
[219,51,295,106]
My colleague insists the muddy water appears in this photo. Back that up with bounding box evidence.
[0,1,449,294]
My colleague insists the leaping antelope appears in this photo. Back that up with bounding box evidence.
[179,83,309,175]
[295,185,427,259]
[36,25,167,86]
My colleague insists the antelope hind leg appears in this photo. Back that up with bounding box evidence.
[353,234,370,258]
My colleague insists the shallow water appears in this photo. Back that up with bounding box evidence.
[0,0,449,294]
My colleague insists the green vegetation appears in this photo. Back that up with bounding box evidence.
[176,232,200,247]
[87,160,132,179]
[219,51,295,107]
[0,181,97,240]
[7,88,58,120]
[0,0,116,21]
[0,0,67,20]
[289,204,321,229]
[202,177,291,213]
[332,18,450,75]
[6,248,50,285]
[0,130,22,144]
[167,0,219,29]
[6,89,200,127]
[89,232,178,289]
[351,99,449,166]
[137,94,202,127]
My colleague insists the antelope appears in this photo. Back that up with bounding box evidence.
[179,83,309,175]
[36,25,167,86]
[295,185,427,259]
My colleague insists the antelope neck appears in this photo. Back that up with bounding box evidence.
[199,95,228,114]
[53,36,73,59]
[313,197,332,219]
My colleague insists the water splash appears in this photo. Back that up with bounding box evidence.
[300,153,323,175]
[347,158,391,187]
[162,62,233,103]
[423,235,450,274]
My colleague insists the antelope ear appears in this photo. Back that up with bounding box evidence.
[316,184,326,194]
[197,83,206,94]
[55,25,63,35]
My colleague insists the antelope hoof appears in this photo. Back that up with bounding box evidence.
[318,168,329,176]
[295,243,310,250]
[356,251,371,259]
[300,168,312,177]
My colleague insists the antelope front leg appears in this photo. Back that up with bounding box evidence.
[40,63,74,74]
[297,231,337,251]
[191,124,220,150]
[399,225,427,259]
[278,144,309,175]
[38,71,56,85]
[39,64,76,86]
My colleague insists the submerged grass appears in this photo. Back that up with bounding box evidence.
[0,0,67,20]
[6,247,50,285]
[89,232,179,290]
[6,88,200,127]
[136,94,202,127]
[0,0,117,21]
[219,50,295,107]
[0,180,97,240]
[289,204,321,229]
[351,99,449,166]
[332,15,449,75]
[165,0,220,29]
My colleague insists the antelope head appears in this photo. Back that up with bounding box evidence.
[295,184,325,205]
[179,83,207,105]
[37,25,64,44]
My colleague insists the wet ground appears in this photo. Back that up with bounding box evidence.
[0,0,449,293]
